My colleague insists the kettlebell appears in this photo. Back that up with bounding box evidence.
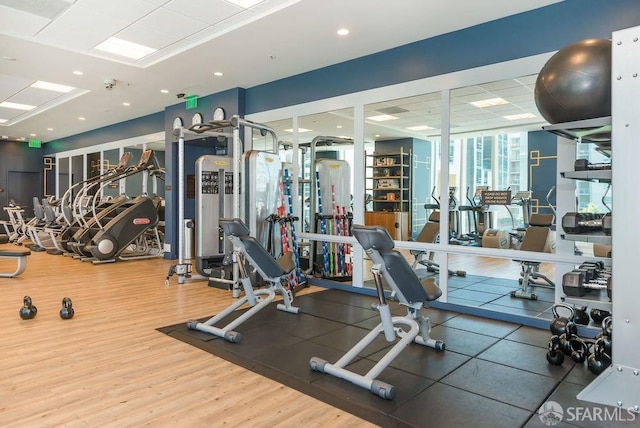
[19,295,37,320]
[596,316,612,357]
[550,303,577,337]
[587,339,611,375]
[59,297,74,320]
[590,308,611,325]
[546,335,564,366]
[569,338,590,364]
[574,306,590,325]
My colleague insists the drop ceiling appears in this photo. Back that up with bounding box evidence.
[0,0,561,144]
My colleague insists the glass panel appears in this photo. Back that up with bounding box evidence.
[58,157,70,199]
[124,145,144,197]
[147,140,165,198]
[446,253,556,320]
[102,149,121,199]
[298,109,354,279]
[364,92,442,241]
[361,92,443,294]
[71,155,84,196]
[449,75,548,251]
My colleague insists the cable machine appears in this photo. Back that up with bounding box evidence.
[168,115,279,289]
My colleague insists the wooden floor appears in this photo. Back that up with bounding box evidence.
[0,245,372,427]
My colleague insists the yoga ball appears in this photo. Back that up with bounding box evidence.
[534,38,611,124]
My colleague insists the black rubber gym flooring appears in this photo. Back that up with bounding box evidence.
[157,289,634,428]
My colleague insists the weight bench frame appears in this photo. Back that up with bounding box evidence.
[411,217,466,277]
[0,249,31,278]
[310,224,444,399]
[187,218,299,343]
[511,214,556,300]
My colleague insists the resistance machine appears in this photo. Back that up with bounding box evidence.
[310,224,444,399]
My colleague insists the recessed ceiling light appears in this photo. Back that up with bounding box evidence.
[160,89,169,94]
[214,72,224,77]
[31,80,75,93]
[337,28,350,36]
[337,125,343,129]
[73,70,83,76]
[469,97,509,108]
[367,114,398,122]
[2,56,16,61]
[0,119,7,124]
[284,128,312,133]
[122,102,130,106]
[407,125,434,131]
[503,113,537,120]
[94,37,157,60]
[0,101,35,111]
[29,133,36,137]
[78,117,86,121]
[226,0,264,8]
[47,128,54,131]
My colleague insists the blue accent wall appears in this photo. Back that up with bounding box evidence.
[245,0,640,113]
[44,111,164,155]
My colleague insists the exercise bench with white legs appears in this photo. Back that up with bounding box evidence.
[310,224,444,400]
[0,248,31,277]
[187,218,299,343]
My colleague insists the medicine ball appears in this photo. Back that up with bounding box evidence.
[534,38,611,124]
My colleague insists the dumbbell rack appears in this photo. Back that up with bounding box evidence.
[576,26,638,411]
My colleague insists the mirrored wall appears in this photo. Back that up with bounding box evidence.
[249,64,588,323]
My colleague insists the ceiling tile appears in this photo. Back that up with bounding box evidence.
[9,87,64,106]
[164,0,241,25]
[0,74,35,101]
[134,8,209,39]
[0,5,51,38]
[116,23,184,50]
[0,106,26,121]
[36,5,136,50]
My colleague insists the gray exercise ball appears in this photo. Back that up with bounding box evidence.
[534,38,611,124]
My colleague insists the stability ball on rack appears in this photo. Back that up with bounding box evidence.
[534,38,612,124]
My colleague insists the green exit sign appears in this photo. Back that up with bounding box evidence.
[185,95,198,110]
[28,139,41,148]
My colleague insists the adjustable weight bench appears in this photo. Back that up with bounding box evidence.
[187,218,299,343]
[411,212,466,277]
[511,213,556,300]
[310,224,444,400]
[0,248,31,277]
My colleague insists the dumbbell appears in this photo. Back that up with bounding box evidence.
[562,271,589,297]
[562,212,604,234]
[562,270,607,297]
[574,159,612,171]
[580,260,606,271]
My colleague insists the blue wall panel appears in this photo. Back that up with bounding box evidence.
[44,111,164,155]
[246,0,640,113]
